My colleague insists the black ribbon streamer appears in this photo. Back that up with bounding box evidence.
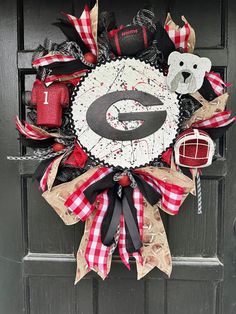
[33,157,55,183]
[44,59,90,75]
[84,171,161,253]
[19,136,55,148]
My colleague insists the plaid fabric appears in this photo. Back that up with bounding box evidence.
[118,186,144,269]
[135,170,184,215]
[32,54,75,68]
[65,5,97,56]
[165,21,190,52]
[15,116,50,140]
[132,186,144,265]
[85,191,110,276]
[64,168,112,220]
[192,111,236,128]
[205,72,231,96]
[44,69,87,86]
[65,168,145,273]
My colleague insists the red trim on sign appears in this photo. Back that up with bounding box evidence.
[142,26,148,49]
[114,33,122,55]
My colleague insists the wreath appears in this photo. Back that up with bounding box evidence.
[8,3,235,283]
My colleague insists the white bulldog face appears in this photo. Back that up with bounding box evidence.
[166,51,212,94]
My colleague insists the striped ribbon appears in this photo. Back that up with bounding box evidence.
[196,171,202,214]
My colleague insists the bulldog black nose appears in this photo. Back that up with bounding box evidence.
[182,71,191,81]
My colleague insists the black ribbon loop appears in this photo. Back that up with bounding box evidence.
[83,170,161,253]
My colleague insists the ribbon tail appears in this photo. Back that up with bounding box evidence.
[136,205,172,280]
[122,189,142,253]
[118,213,130,270]
[85,191,110,277]
[101,190,122,247]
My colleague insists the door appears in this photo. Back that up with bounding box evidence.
[1,0,236,313]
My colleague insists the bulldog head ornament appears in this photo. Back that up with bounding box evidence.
[166,51,211,94]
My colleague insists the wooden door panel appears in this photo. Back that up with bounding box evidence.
[168,179,221,257]
[98,279,145,314]
[168,0,225,48]
[1,0,235,313]
[22,0,72,50]
[27,179,75,254]
[167,280,219,314]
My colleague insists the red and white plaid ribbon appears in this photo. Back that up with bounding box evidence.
[65,5,97,56]
[39,158,59,192]
[65,167,185,275]
[134,169,185,215]
[118,186,144,269]
[15,116,50,140]
[85,190,110,276]
[32,54,75,68]
[165,21,190,52]
[65,168,112,220]
[192,111,236,129]
[44,69,87,86]
[205,72,232,96]
[65,168,112,275]
[65,168,144,274]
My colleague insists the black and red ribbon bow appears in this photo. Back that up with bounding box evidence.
[83,170,161,253]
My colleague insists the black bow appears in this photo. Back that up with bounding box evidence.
[84,170,161,253]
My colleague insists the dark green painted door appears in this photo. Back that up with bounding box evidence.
[0,0,236,313]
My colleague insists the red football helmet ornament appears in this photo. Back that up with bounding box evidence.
[31,80,69,128]
[174,129,215,168]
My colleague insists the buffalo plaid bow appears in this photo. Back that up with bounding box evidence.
[65,5,97,56]
[205,72,232,96]
[65,167,185,276]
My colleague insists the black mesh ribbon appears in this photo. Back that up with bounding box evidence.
[84,170,161,253]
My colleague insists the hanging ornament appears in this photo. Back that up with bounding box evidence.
[30,80,69,128]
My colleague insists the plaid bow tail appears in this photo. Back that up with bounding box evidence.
[192,111,236,129]
[65,5,97,56]
[205,72,232,96]
[134,169,185,215]
[118,186,144,270]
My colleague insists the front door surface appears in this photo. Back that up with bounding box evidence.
[0,0,236,313]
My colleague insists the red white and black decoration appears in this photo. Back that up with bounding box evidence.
[8,3,235,283]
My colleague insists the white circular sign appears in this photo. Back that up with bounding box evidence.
[72,58,180,168]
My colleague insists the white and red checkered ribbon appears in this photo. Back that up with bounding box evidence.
[65,5,97,56]
[165,20,190,52]
[205,72,232,96]
[192,111,236,129]
[64,167,184,276]
[39,158,59,192]
[32,54,75,68]
[134,169,184,215]
[44,69,87,86]
[15,116,51,140]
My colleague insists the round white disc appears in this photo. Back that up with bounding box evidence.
[72,58,180,168]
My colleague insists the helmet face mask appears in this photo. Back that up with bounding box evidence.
[174,129,215,168]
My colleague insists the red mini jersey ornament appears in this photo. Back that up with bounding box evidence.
[31,80,69,128]
[174,129,215,168]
